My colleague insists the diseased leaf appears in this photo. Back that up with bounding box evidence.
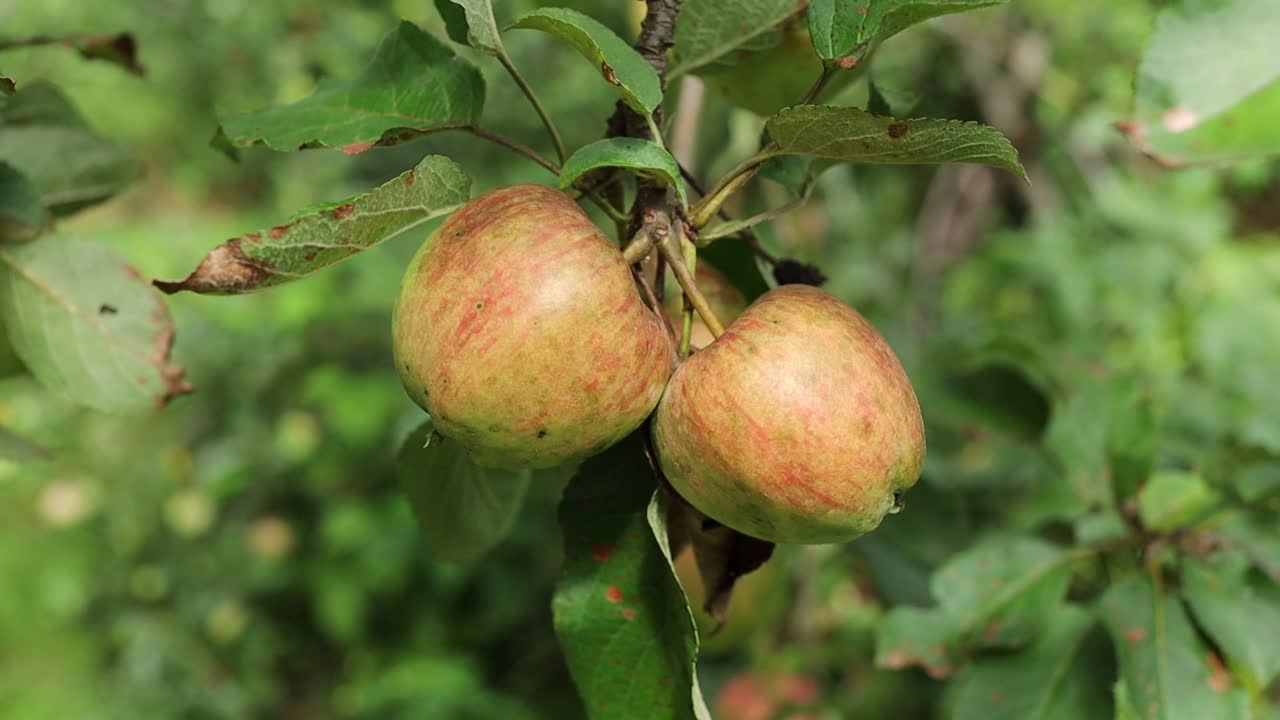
[874,606,961,678]
[1137,471,1220,533]
[397,419,530,564]
[559,138,685,205]
[553,433,707,720]
[668,0,797,78]
[508,8,661,115]
[0,33,144,75]
[0,235,192,413]
[807,0,1007,65]
[435,0,501,53]
[0,82,140,216]
[1181,551,1280,686]
[0,161,43,241]
[0,425,50,461]
[663,493,774,628]
[1100,576,1252,720]
[154,155,469,295]
[1121,0,1280,164]
[216,22,484,155]
[931,536,1072,648]
[765,105,1027,181]
[947,605,1112,720]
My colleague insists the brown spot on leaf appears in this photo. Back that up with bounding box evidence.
[1124,628,1146,643]
[605,586,624,603]
[1206,652,1232,692]
[858,5,868,13]
[330,203,355,221]
[150,323,194,408]
[303,252,317,262]
[888,123,909,139]
[622,608,636,619]
[244,232,262,244]
[405,170,416,186]
[268,224,291,239]
[601,62,620,86]
[152,238,273,295]
[342,141,375,155]
[590,545,614,561]
[99,303,118,315]
[836,55,860,70]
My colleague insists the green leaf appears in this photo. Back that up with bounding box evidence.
[0,161,43,241]
[434,0,500,53]
[0,82,140,216]
[807,0,1007,65]
[1216,511,1280,582]
[932,536,1073,648]
[1136,471,1220,533]
[559,138,685,205]
[874,606,961,678]
[0,319,23,377]
[154,155,469,295]
[508,8,661,116]
[552,433,706,720]
[0,235,192,413]
[0,425,50,461]
[1100,576,1251,720]
[947,605,1112,720]
[216,22,484,155]
[397,419,531,564]
[1181,551,1280,686]
[765,105,1027,181]
[0,33,144,75]
[0,75,14,95]
[697,237,771,303]
[668,0,795,78]
[1122,0,1280,164]
[1235,460,1280,502]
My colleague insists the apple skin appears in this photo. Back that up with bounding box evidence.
[652,285,925,543]
[393,184,674,469]
[662,262,747,350]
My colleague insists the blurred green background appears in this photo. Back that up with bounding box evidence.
[2,0,1277,718]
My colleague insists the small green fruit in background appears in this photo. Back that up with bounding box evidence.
[662,261,748,350]
[393,184,674,469]
[653,285,925,543]
[700,28,854,117]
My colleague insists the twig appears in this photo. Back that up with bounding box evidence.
[657,223,725,338]
[679,162,780,265]
[463,125,560,175]
[687,146,778,229]
[497,51,568,164]
[798,65,833,106]
[697,194,809,243]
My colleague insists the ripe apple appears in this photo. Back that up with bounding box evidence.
[652,285,925,543]
[393,184,674,468]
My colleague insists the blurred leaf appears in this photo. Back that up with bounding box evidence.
[807,0,1006,65]
[765,106,1027,180]
[1106,380,1163,499]
[553,433,707,720]
[0,82,140,216]
[216,22,484,155]
[0,320,22,377]
[1216,511,1280,582]
[0,161,42,241]
[663,494,774,628]
[1136,471,1219,533]
[697,238,771,302]
[1180,551,1280,686]
[508,8,662,115]
[1100,575,1252,720]
[397,419,531,564]
[668,0,795,78]
[0,425,49,461]
[931,536,1072,648]
[435,0,500,53]
[155,155,469,295]
[947,605,1112,720]
[874,606,960,678]
[0,33,143,75]
[1234,461,1280,502]
[0,75,13,94]
[1122,0,1280,164]
[0,235,191,413]
[559,138,684,204]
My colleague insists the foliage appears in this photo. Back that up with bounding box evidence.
[2,0,1279,718]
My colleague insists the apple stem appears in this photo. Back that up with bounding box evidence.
[621,229,654,265]
[799,65,834,106]
[688,147,778,229]
[658,224,725,339]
